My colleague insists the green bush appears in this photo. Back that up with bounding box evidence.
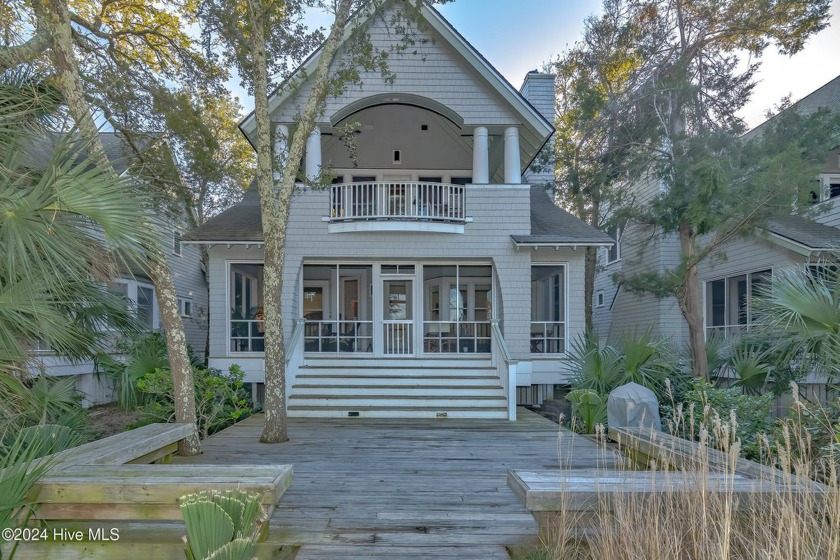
[662,378,774,460]
[98,331,169,410]
[566,389,607,434]
[136,364,252,439]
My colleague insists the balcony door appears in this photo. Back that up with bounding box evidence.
[381,276,414,356]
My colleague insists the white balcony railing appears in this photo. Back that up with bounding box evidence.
[329,182,466,222]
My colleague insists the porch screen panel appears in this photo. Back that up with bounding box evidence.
[531,265,565,354]
[303,264,372,353]
[423,265,491,354]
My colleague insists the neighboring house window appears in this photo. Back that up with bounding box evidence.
[531,264,566,354]
[230,263,265,353]
[173,229,182,256]
[705,269,771,340]
[596,291,605,308]
[108,279,158,331]
[179,297,193,318]
[606,225,621,264]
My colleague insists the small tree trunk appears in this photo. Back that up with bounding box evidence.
[677,222,708,379]
[583,246,596,333]
[148,251,202,455]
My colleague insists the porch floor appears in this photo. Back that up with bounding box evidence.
[173,408,620,559]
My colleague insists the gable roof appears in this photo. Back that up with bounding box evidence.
[183,183,262,243]
[511,187,614,247]
[765,215,840,254]
[238,2,553,170]
[744,74,840,140]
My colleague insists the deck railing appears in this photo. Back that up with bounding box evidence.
[383,320,413,355]
[491,322,517,421]
[329,182,466,222]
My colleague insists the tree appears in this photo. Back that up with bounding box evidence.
[553,0,644,331]
[602,0,834,378]
[203,0,440,442]
[0,0,221,454]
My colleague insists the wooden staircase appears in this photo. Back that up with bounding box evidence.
[288,361,508,418]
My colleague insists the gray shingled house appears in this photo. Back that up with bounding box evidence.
[593,75,840,352]
[184,3,612,419]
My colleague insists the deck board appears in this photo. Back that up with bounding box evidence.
[174,408,619,558]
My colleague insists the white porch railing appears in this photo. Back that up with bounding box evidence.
[329,182,466,222]
[491,322,516,421]
[383,320,413,355]
[530,321,566,354]
[303,320,374,353]
[422,321,491,354]
[285,319,306,409]
[230,319,265,352]
[705,324,749,341]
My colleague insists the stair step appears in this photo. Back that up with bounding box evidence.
[291,386,503,397]
[293,378,499,388]
[288,396,508,408]
[287,407,508,419]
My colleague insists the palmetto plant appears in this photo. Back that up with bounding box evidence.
[179,490,266,560]
[0,73,156,373]
[752,263,840,383]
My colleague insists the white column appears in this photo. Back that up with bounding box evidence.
[504,126,521,184]
[305,127,322,181]
[472,126,489,184]
[273,124,289,183]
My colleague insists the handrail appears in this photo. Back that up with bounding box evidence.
[491,322,516,421]
[491,322,511,363]
[285,319,306,366]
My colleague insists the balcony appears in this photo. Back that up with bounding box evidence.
[325,182,468,233]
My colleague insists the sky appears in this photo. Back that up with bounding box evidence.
[233,0,840,130]
[436,0,840,129]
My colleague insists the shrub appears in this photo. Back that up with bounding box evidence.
[662,378,774,460]
[136,364,252,439]
[98,332,169,410]
[566,389,607,434]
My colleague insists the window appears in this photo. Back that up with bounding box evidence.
[606,225,621,264]
[393,150,401,164]
[173,229,182,256]
[450,177,472,186]
[179,297,193,318]
[107,279,157,331]
[705,270,771,339]
[531,265,566,354]
[596,291,605,308]
[230,263,264,352]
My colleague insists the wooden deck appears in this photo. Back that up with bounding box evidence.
[174,408,619,559]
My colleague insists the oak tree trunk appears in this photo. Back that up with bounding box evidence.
[37,0,202,452]
[148,252,202,455]
[256,0,354,443]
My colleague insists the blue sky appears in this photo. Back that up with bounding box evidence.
[232,0,840,130]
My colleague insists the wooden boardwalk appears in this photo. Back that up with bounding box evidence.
[174,408,619,559]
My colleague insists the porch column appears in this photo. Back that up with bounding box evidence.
[472,126,489,184]
[305,127,322,181]
[504,126,521,184]
[273,124,289,184]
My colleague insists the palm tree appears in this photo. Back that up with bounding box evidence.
[0,74,155,374]
[751,262,840,383]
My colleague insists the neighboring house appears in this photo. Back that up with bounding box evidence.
[29,132,209,407]
[594,75,840,350]
[184,3,612,419]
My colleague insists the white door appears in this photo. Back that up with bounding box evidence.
[382,278,414,355]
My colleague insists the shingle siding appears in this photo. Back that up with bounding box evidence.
[274,8,517,127]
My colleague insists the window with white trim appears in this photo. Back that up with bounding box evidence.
[531,264,566,354]
[179,297,193,318]
[705,269,771,340]
[606,225,621,264]
[596,291,605,308]
[107,279,158,331]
